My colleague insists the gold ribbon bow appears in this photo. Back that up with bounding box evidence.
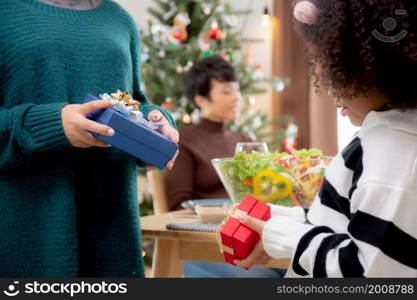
[111,90,141,111]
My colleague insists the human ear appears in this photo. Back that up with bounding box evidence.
[195,95,209,109]
[195,95,213,118]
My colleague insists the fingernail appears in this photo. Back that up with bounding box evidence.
[108,129,115,136]
[236,215,247,222]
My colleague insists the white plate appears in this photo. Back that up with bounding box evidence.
[181,198,232,211]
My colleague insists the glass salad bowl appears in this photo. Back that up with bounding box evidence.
[212,149,332,207]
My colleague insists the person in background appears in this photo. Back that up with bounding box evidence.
[0,0,178,277]
[165,55,251,211]
[234,0,417,277]
[165,55,285,277]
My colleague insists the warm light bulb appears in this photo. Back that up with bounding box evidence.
[261,7,271,27]
[182,114,191,124]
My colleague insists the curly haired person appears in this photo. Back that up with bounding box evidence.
[234,0,417,277]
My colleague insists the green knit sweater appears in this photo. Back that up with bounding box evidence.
[0,0,174,277]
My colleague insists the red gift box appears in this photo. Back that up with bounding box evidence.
[218,195,271,266]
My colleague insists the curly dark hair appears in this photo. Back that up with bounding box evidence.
[294,0,417,108]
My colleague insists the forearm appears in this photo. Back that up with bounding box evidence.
[268,204,307,223]
[269,183,417,278]
[0,103,72,171]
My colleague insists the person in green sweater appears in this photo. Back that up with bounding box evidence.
[0,0,178,277]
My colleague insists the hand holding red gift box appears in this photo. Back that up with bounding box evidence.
[218,195,272,269]
[232,212,272,269]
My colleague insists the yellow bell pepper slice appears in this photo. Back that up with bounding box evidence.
[253,170,294,203]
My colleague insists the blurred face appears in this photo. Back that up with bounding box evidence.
[196,79,241,121]
[332,89,388,126]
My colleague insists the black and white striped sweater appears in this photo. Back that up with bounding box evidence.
[263,109,417,277]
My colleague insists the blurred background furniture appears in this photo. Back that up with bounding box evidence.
[143,170,290,278]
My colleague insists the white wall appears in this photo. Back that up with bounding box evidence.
[337,113,359,150]
[114,0,273,120]
[113,0,152,29]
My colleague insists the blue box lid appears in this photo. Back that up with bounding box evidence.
[83,94,179,168]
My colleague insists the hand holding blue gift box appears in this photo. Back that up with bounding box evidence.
[83,92,179,169]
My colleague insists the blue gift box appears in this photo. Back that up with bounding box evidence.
[83,94,179,169]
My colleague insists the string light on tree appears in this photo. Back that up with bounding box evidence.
[182,113,191,124]
[151,23,162,35]
[202,3,211,15]
[141,52,150,63]
[158,50,166,58]
[176,65,184,73]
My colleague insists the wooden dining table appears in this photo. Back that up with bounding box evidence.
[140,210,291,277]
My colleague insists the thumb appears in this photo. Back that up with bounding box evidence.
[236,214,265,234]
[148,110,163,122]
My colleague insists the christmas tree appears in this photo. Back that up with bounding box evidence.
[140,0,289,146]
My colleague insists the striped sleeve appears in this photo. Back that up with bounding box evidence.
[291,182,417,277]
[285,132,417,277]
[263,116,417,277]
